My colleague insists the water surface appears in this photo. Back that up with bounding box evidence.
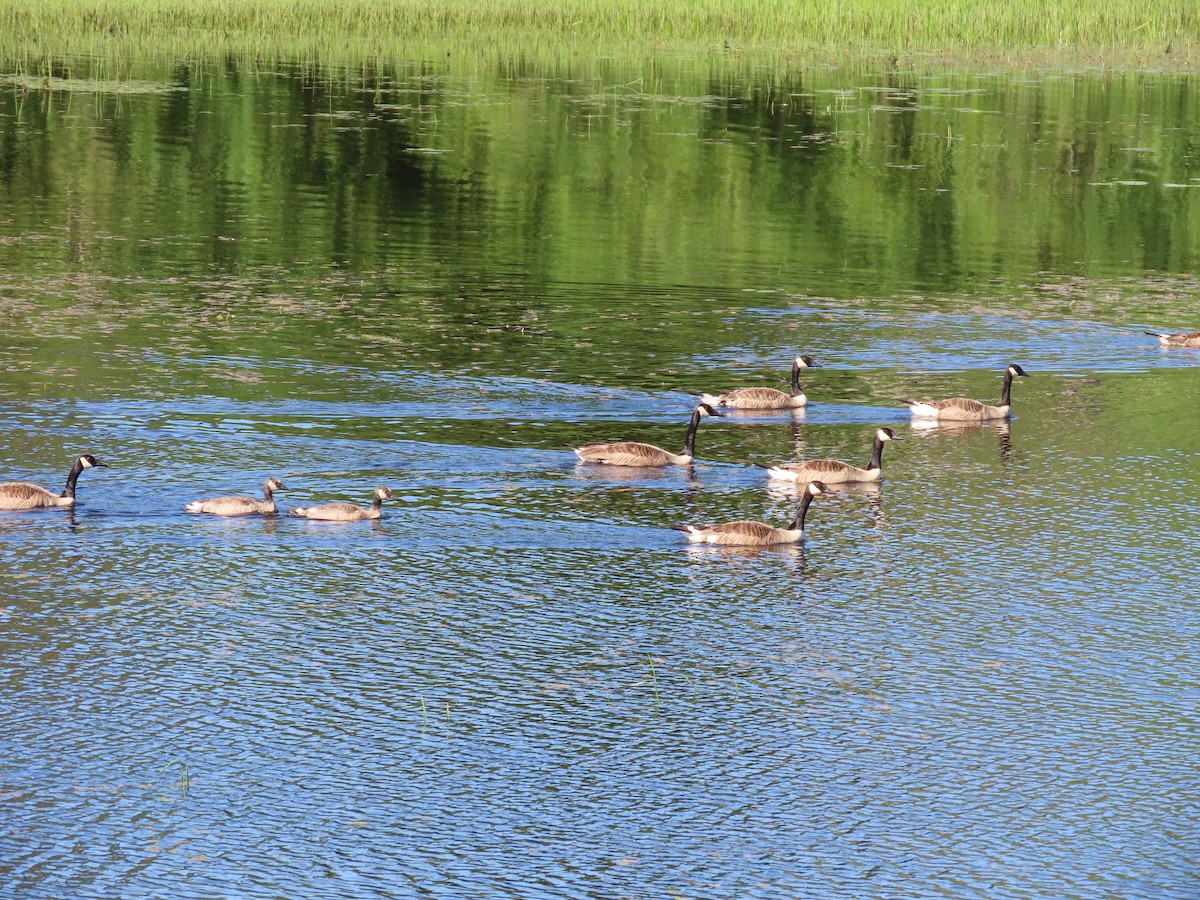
[1,57,1198,899]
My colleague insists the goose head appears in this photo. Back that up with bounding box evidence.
[1007,364,1028,378]
[807,480,827,497]
[78,454,107,469]
[696,403,719,418]
[794,355,819,369]
[374,486,395,502]
[875,427,897,442]
[265,477,288,491]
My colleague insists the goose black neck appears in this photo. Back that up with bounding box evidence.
[999,369,1016,407]
[263,483,275,501]
[790,362,802,395]
[682,409,703,457]
[60,458,85,499]
[372,495,384,509]
[868,435,887,471]
[790,489,817,531]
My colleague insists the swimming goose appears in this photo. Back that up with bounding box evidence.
[186,477,287,517]
[673,481,828,546]
[290,485,394,521]
[899,364,1028,421]
[698,355,819,409]
[574,404,718,467]
[760,428,897,484]
[1146,329,1200,348]
[0,454,107,510]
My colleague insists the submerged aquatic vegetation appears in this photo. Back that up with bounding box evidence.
[0,0,1195,68]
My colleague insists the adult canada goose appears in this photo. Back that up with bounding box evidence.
[698,355,819,409]
[673,481,828,546]
[1146,329,1200,348]
[185,477,287,517]
[574,403,718,467]
[899,364,1028,421]
[760,428,897,484]
[0,454,107,510]
[290,485,394,521]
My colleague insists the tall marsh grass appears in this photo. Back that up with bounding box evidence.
[0,0,1195,67]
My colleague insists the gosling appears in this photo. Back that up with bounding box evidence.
[186,477,288,516]
[290,485,395,521]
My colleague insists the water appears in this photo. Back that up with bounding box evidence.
[1,57,1199,899]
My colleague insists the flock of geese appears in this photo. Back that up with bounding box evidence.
[3,326,1196,542]
[581,361,1026,546]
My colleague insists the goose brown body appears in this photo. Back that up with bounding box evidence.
[574,404,717,467]
[698,356,818,410]
[762,428,896,484]
[290,485,394,521]
[674,481,827,546]
[0,454,107,510]
[1147,330,1200,348]
[900,364,1027,422]
[904,397,1002,422]
[186,477,287,516]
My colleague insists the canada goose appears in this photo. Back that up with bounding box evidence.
[0,454,107,510]
[185,477,287,517]
[760,427,897,484]
[290,485,394,521]
[1146,329,1200,348]
[899,364,1028,421]
[698,355,819,409]
[672,481,828,546]
[574,403,718,467]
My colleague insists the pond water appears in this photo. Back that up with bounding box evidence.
[1,57,1198,899]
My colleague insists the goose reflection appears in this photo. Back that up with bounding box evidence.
[909,418,1013,463]
[574,460,703,491]
[708,405,807,424]
[187,511,285,535]
[683,541,809,569]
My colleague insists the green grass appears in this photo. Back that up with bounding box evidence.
[0,0,1196,68]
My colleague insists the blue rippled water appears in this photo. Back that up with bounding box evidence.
[3,354,1198,899]
[2,59,1199,900]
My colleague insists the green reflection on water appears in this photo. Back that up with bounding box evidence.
[0,59,1198,404]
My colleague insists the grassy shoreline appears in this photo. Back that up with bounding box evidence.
[0,0,1196,69]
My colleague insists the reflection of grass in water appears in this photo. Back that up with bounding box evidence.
[0,0,1194,67]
